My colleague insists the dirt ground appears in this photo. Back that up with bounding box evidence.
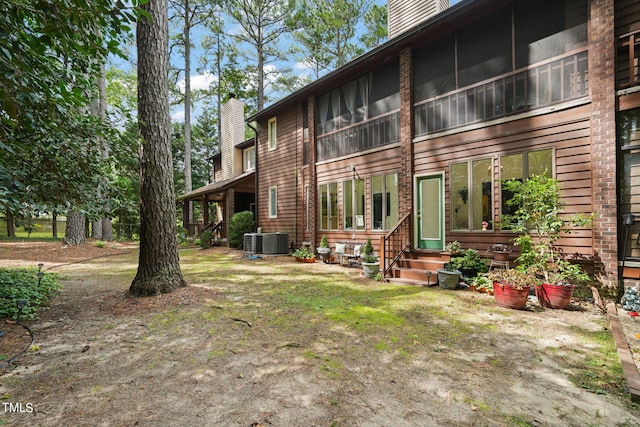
[1,240,640,426]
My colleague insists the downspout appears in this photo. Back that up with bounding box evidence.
[248,122,258,233]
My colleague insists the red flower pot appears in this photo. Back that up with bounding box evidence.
[493,282,531,310]
[536,283,575,309]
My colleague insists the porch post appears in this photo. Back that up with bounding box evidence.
[182,199,190,236]
[202,196,209,228]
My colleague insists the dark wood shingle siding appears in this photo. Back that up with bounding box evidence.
[256,105,302,241]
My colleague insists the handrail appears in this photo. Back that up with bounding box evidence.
[380,212,412,278]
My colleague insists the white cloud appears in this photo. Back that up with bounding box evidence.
[176,71,216,93]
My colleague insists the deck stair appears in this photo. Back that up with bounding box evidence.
[386,250,451,286]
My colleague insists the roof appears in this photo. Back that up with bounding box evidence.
[246,0,501,123]
[177,170,255,202]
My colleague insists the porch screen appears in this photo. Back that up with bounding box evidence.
[413,35,456,102]
[514,0,587,69]
[457,6,512,88]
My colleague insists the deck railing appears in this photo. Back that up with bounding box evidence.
[414,50,588,136]
[618,29,640,88]
[317,111,400,161]
[380,212,412,277]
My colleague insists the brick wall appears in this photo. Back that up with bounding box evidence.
[399,47,414,219]
[590,0,618,294]
[307,95,318,247]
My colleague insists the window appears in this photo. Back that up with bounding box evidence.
[268,117,277,150]
[269,186,277,218]
[243,146,255,171]
[372,173,398,230]
[319,182,339,230]
[450,159,493,231]
[500,148,553,214]
[343,178,365,231]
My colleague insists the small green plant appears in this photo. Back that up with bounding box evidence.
[0,267,62,320]
[94,240,107,248]
[469,275,493,293]
[362,238,378,263]
[292,247,315,259]
[228,211,255,248]
[444,241,462,254]
[319,234,329,249]
[199,230,213,249]
[448,249,489,278]
[501,174,593,285]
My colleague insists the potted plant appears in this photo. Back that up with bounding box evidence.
[444,240,463,255]
[501,174,593,309]
[486,243,512,262]
[437,263,461,290]
[448,248,489,280]
[317,235,331,263]
[361,238,380,278]
[292,247,316,263]
[487,268,535,309]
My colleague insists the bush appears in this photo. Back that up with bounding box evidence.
[0,267,62,320]
[228,211,255,248]
[200,230,213,249]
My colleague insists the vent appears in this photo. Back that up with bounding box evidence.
[262,233,289,254]
[243,233,263,254]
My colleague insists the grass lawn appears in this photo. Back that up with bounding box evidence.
[0,244,638,426]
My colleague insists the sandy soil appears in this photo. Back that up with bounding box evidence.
[1,241,640,427]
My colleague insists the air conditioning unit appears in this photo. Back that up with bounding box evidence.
[243,233,263,254]
[262,232,288,254]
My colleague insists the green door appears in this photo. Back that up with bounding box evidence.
[417,174,444,250]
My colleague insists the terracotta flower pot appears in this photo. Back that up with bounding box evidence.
[493,282,530,310]
[492,251,511,262]
[536,283,575,309]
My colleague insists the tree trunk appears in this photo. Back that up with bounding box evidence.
[130,0,186,297]
[52,212,58,238]
[92,219,103,239]
[184,0,194,225]
[102,218,113,241]
[5,207,15,238]
[64,210,86,246]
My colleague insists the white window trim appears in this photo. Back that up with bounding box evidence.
[269,186,278,218]
[268,117,277,151]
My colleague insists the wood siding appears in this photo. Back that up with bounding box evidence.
[256,103,304,247]
[413,103,593,257]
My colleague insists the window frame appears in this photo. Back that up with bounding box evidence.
[450,158,494,232]
[268,186,277,218]
[499,148,554,217]
[343,178,366,231]
[243,146,255,172]
[371,173,399,231]
[267,117,277,151]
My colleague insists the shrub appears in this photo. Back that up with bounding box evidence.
[228,211,255,248]
[0,267,62,320]
[200,230,213,249]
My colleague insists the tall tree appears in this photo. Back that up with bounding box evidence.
[0,1,137,239]
[169,0,215,224]
[290,0,371,77]
[227,0,296,110]
[130,0,186,296]
[360,3,387,50]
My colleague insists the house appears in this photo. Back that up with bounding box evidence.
[178,96,256,243]
[242,0,640,297]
